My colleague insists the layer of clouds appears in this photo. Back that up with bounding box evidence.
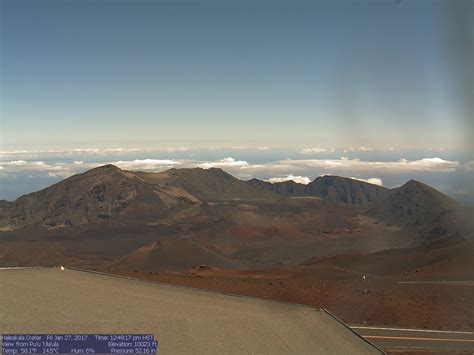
[342,146,400,153]
[0,147,193,160]
[0,160,67,172]
[267,175,312,185]
[1,155,473,202]
[0,156,461,179]
[299,148,335,154]
[257,157,459,176]
[113,159,180,170]
[0,146,280,161]
[199,157,251,168]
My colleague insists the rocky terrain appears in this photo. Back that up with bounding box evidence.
[0,165,390,230]
[1,164,473,334]
[1,165,472,269]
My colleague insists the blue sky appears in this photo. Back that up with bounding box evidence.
[2,0,472,149]
[0,0,473,202]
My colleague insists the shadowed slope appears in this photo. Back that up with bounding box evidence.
[138,167,279,201]
[368,180,473,244]
[0,165,145,229]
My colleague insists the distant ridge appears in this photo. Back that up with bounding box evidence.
[247,175,387,205]
[0,165,464,237]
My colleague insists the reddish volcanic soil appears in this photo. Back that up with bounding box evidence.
[100,262,474,332]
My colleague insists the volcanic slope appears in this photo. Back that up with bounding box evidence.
[0,166,388,230]
[0,165,147,229]
[135,167,279,201]
[1,164,471,274]
[111,239,244,272]
[367,179,474,245]
[0,165,280,230]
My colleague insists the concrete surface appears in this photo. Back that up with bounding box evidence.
[0,268,381,354]
[352,325,474,352]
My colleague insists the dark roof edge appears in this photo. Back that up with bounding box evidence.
[322,308,387,354]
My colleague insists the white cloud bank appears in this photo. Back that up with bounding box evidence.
[199,157,250,168]
[0,156,461,184]
[267,175,312,185]
[267,157,459,174]
[113,159,180,170]
[299,148,335,154]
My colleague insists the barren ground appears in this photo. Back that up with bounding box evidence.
[100,263,474,333]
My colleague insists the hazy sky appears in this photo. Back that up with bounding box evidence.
[1,0,473,203]
[1,0,472,150]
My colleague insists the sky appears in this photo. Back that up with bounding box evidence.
[0,0,473,203]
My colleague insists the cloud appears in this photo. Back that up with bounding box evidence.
[113,159,180,170]
[0,147,192,160]
[3,160,30,166]
[2,160,56,169]
[267,175,311,185]
[343,147,398,153]
[199,157,249,168]
[208,146,272,151]
[104,147,192,153]
[269,157,458,174]
[299,148,335,154]
[0,156,459,184]
[71,148,100,153]
[350,177,384,186]
[48,171,75,178]
[0,160,75,178]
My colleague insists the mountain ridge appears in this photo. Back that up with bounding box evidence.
[1,164,472,278]
[0,164,458,233]
[247,174,388,204]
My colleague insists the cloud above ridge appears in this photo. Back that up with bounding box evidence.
[267,175,312,185]
[199,157,250,168]
[113,159,180,170]
[350,177,384,186]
